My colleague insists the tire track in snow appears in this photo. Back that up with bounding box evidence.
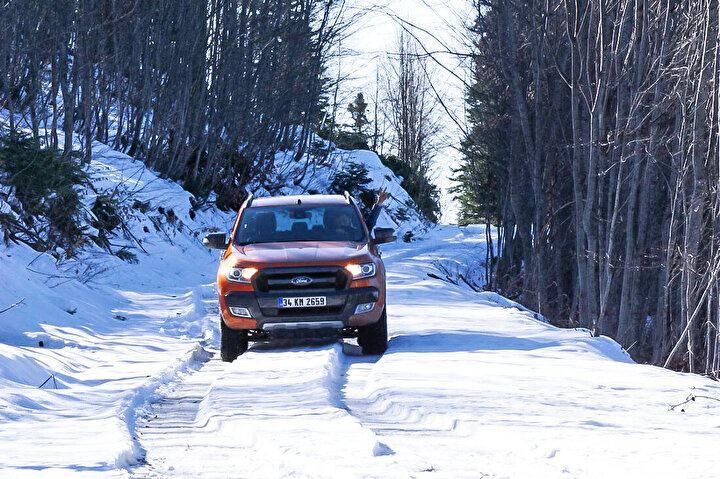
[318,343,400,458]
[130,287,456,476]
[119,343,213,469]
[333,342,464,476]
[130,352,224,478]
[120,284,217,470]
[326,344,400,458]
[132,338,420,477]
[327,341,473,479]
[339,348,461,437]
[131,326,461,476]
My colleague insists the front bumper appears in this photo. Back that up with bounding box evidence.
[221,286,381,332]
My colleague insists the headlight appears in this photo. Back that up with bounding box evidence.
[226,267,258,283]
[346,262,376,280]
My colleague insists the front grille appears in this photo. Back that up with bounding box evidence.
[255,267,349,293]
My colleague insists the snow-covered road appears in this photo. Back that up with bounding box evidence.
[128,227,720,479]
[2,223,720,478]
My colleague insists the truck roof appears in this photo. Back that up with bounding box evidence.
[250,194,349,207]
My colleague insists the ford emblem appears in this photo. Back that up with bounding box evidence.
[291,275,313,285]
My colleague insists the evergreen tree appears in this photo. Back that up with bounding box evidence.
[451,77,503,227]
[347,93,370,137]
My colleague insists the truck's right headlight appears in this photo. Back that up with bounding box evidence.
[346,263,376,280]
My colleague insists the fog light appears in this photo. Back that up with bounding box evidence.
[354,302,375,314]
[229,307,252,318]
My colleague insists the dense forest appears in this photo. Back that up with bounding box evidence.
[0,0,440,252]
[6,0,714,375]
[1,0,345,208]
[454,0,720,375]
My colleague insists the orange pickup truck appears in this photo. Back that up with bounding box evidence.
[204,194,395,362]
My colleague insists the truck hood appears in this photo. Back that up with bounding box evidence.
[230,241,371,266]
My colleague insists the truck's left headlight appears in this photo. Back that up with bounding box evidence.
[346,262,376,280]
[226,267,258,283]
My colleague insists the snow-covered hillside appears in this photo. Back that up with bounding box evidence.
[0,141,234,473]
[1,137,719,479]
[256,145,430,237]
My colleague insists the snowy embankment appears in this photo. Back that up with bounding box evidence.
[0,133,424,476]
[0,142,234,475]
[262,146,428,237]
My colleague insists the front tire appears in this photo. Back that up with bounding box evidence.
[220,319,248,362]
[358,308,388,355]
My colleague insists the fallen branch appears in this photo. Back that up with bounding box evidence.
[0,298,25,315]
[459,274,482,292]
[669,391,720,411]
[432,260,459,285]
[118,215,149,254]
[38,374,58,390]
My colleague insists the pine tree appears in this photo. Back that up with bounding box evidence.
[325,92,371,150]
[452,78,503,227]
[347,92,370,136]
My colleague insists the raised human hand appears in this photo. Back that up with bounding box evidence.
[376,188,389,206]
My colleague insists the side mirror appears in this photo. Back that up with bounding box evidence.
[372,227,396,245]
[203,232,228,249]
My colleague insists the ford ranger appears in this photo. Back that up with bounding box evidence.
[203,193,395,362]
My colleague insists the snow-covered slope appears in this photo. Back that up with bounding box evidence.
[0,130,428,476]
[256,146,430,237]
[1,142,234,346]
[0,141,235,475]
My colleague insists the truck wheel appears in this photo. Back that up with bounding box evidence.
[220,319,248,362]
[358,308,388,355]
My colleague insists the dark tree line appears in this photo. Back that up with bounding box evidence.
[1,0,347,207]
[455,0,720,374]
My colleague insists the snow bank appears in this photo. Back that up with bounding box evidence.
[0,136,236,472]
[0,117,427,473]
[255,143,431,238]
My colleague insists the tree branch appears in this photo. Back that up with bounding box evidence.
[0,298,25,315]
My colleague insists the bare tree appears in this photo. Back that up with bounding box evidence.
[451,0,720,375]
[0,0,351,208]
[383,32,441,220]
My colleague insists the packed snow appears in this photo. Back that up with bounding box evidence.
[131,227,720,479]
[1,139,720,478]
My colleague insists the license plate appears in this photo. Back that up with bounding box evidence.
[277,296,327,308]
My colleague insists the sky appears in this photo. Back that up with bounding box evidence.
[339,0,474,223]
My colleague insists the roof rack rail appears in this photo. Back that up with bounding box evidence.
[245,193,254,207]
[343,191,352,204]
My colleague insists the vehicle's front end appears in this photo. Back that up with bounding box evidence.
[218,248,386,338]
[204,194,395,361]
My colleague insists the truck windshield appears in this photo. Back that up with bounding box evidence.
[234,204,367,245]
